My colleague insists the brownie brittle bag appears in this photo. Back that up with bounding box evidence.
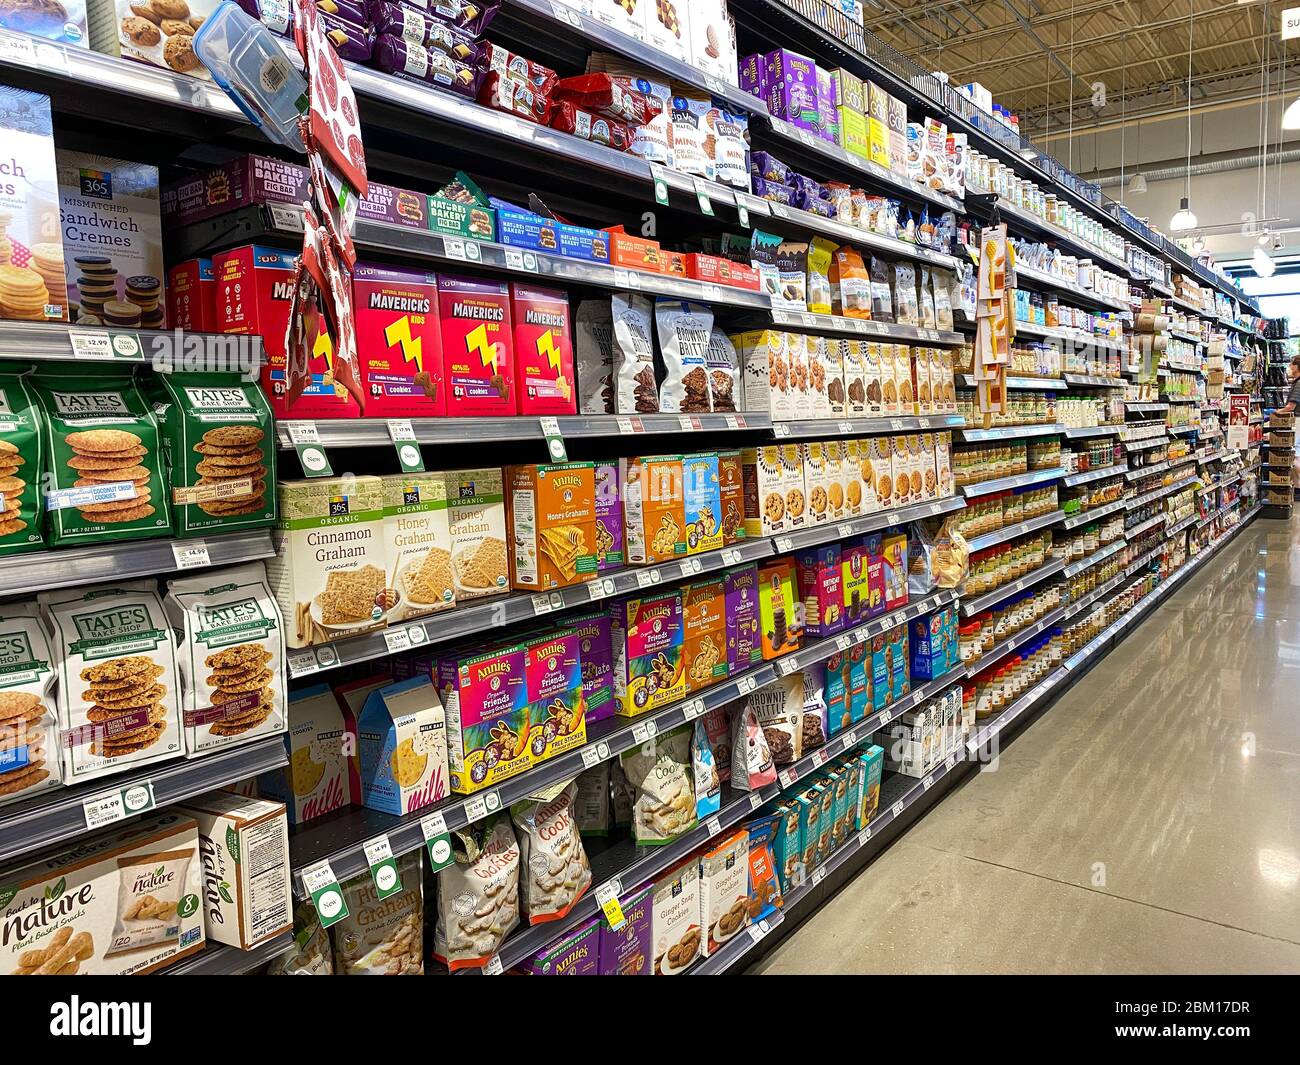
[656,298,715,414]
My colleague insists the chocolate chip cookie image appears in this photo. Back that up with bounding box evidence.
[163,33,200,72]
[79,655,169,759]
[121,14,161,46]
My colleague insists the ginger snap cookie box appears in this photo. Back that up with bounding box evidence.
[56,150,164,328]
[147,372,275,536]
[0,605,61,807]
[268,475,389,649]
[0,87,65,324]
[164,560,287,757]
[0,371,45,556]
[31,368,171,547]
[39,580,183,782]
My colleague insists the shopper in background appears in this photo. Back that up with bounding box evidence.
[1285,357,1300,488]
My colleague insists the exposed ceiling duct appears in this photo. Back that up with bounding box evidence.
[1092,146,1300,187]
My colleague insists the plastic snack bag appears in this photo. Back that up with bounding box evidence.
[705,327,740,412]
[870,257,895,322]
[693,718,720,818]
[613,293,657,414]
[656,299,715,414]
[433,814,520,971]
[267,901,334,975]
[576,299,615,413]
[918,268,937,329]
[730,697,777,792]
[831,245,871,319]
[510,780,592,923]
[807,237,837,315]
[331,852,424,975]
[621,724,698,844]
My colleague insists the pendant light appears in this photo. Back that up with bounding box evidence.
[1170,3,1198,230]
[1252,245,1277,276]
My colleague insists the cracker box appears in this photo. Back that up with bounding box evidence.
[812,775,835,861]
[740,445,787,538]
[0,607,60,806]
[598,880,653,975]
[652,852,701,974]
[687,0,735,82]
[682,452,723,555]
[524,628,588,761]
[787,334,813,419]
[166,258,216,332]
[612,590,685,717]
[699,827,750,957]
[31,368,172,547]
[352,261,445,417]
[778,442,807,530]
[758,558,801,659]
[887,94,909,176]
[164,560,287,757]
[446,467,510,601]
[382,471,455,622]
[522,916,601,975]
[866,81,891,167]
[724,563,760,674]
[0,372,44,556]
[716,450,745,544]
[41,580,184,783]
[862,436,889,512]
[511,284,575,415]
[0,87,63,324]
[0,812,204,975]
[682,578,727,693]
[507,461,599,590]
[213,245,349,420]
[357,675,449,814]
[268,476,389,649]
[437,643,531,794]
[621,454,686,564]
[56,150,164,328]
[796,544,845,637]
[257,683,358,824]
[437,274,516,415]
[935,431,953,496]
[147,373,276,537]
[594,460,625,571]
[856,744,884,827]
[176,793,292,950]
[568,608,615,725]
[883,529,909,610]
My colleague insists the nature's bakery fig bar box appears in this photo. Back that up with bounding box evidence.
[0,813,204,975]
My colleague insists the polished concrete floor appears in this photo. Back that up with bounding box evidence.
[754,513,1300,974]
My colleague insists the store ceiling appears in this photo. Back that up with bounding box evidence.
[865,0,1294,140]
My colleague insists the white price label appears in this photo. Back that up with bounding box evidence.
[891,800,905,817]
[170,540,210,570]
[463,794,489,822]
[922,773,935,791]
[775,536,794,552]
[301,860,339,896]
[777,656,800,676]
[773,422,790,437]
[779,768,797,788]
[285,421,321,445]
[835,634,852,652]
[443,238,467,260]
[705,816,723,837]
[383,628,412,653]
[483,955,503,975]
[682,699,706,720]
[739,193,772,217]
[703,283,722,302]
[722,548,742,565]
[632,723,650,744]
[586,577,615,601]
[581,746,602,768]
[614,268,631,288]
[724,414,739,430]
[737,675,757,695]
[531,592,563,615]
[616,417,636,435]
[811,866,826,886]
[387,419,416,442]
[420,811,448,840]
[749,793,764,810]
[837,522,854,538]
[635,569,655,589]
[68,330,114,360]
[770,203,790,219]
[82,781,155,830]
[363,835,394,866]
[678,415,695,433]
[812,749,827,767]
[288,649,324,677]
[879,709,893,725]
[887,513,900,525]
[858,827,873,844]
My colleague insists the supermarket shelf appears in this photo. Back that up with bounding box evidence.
[761,199,961,269]
[771,307,963,346]
[287,589,958,895]
[957,375,1065,391]
[967,664,1072,753]
[1124,402,1169,415]
[1121,436,1168,452]
[1169,329,1201,344]
[287,535,776,680]
[773,495,966,553]
[955,423,1065,442]
[1165,512,1198,538]
[960,555,1068,616]
[965,603,1068,674]
[0,737,287,867]
[1160,395,1200,405]
[1059,497,1126,530]
[1125,459,1175,481]
[275,412,771,449]
[1062,374,1127,388]
[0,530,274,599]
[1061,424,1123,439]
[1061,463,1127,487]
[1125,513,1165,539]
[959,467,1066,498]
[1012,263,1131,311]
[1201,472,1242,494]
[1124,542,1165,576]
[1056,570,1128,628]
[1198,448,1232,464]
[966,187,1130,273]
[164,931,295,976]
[0,321,262,368]
[771,414,965,440]
[1061,537,1127,578]
[1167,425,1199,436]
[963,509,1065,552]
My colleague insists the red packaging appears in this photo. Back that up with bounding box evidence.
[478,72,553,125]
[167,258,217,332]
[352,261,446,417]
[548,101,635,151]
[684,254,763,291]
[213,245,354,420]
[552,74,652,125]
[482,42,558,94]
[721,262,762,291]
[437,274,516,415]
[510,282,575,415]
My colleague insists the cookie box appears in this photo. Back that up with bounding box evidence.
[796,543,845,638]
[520,916,601,975]
[611,589,684,717]
[437,274,516,416]
[594,460,624,571]
[511,283,576,415]
[597,880,653,975]
[175,792,292,950]
[523,628,587,762]
[436,642,532,794]
[768,797,802,893]
[257,683,358,825]
[356,675,448,815]
[682,452,723,555]
[723,563,761,675]
[855,744,884,827]
[166,258,216,331]
[651,853,701,975]
[757,558,801,659]
[682,578,727,694]
[746,813,783,920]
[699,827,750,957]
[352,261,446,417]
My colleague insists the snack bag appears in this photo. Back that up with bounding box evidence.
[0,606,59,806]
[693,717,720,818]
[831,246,871,319]
[612,293,657,414]
[576,299,615,413]
[433,814,521,971]
[807,237,836,315]
[729,698,777,792]
[332,852,424,975]
[656,298,715,413]
[621,724,697,844]
[0,373,43,556]
[510,780,593,923]
[705,328,740,412]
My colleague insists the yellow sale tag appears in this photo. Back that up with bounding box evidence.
[599,893,626,930]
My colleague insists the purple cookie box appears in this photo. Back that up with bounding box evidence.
[567,608,614,726]
[368,0,483,61]
[764,48,821,134]
[595,461,624,572]
[739,53,768,99]
[370,34,483,98]
[725,564,760,673]
[522,917,601,975]
[598,881,653,975]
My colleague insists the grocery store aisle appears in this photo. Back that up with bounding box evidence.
[754,514,1300,974]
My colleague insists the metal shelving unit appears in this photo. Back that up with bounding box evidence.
[956,423,1065,442]
[959,467,1065,498]
[960,556,1068,616]
[1060,498,1126,530]
[1062,463,1128,487]
[963,509,1065,552]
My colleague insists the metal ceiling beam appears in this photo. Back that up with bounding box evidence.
[995,0,1093,98]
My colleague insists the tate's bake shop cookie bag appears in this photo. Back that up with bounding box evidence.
[0,372,45,557]
[164,561,288,756]
[40,580,184,782]
[0,813,205,976]
[0,606,61,807]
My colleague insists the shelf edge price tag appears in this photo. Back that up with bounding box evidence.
[779,768,797,788]
[705,816,722,837]
[631,723,650,745]
[777,656,799,676]
[586,577,615,602]
[649,164,671,206]
[682,698,706,720]
[383,627,412,654]
[539,416,568,462]
[386,419,425,472]
[891,800,905,818]
[595,879,626,930]
[286,421,334,478]
[692,178,716,216]
[811,866,826,886]
[170,539,210,571]
[83,780,156,830]
[363,836,404,899]
[302,860,350,928]
[482,954,504,975]
[421,813,454,872]
[721,548,741,565]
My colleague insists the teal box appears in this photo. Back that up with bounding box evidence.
[558,222,611,262]
[847,641,871,720]
[769,798,802,892]
[889,625,909,702]
[855,745,885,828]
[794,788,821,872]
[870,630,890,711]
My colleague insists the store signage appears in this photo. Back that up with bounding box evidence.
[1227,394,1250,449]
[1283,7,1300,40]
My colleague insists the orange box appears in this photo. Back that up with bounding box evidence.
[683,578,728,692]
[505,462,599,590]
[718,450,745,544]
[661,250,688,278]
[604,226,664,273]
[621,455,686,564]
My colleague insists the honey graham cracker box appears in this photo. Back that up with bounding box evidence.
[506,461,598,590]
[381,471,456,623]
[446,467,509,602]
[0,372,45,557]
[146,372,275,536]
[0,812,205,975]
[31,368,171,547]
[268,475,391,649]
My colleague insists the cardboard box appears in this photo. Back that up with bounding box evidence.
[511,283,575,415]
[446,467,510,601]
[683,452,724,554]
[357,675,449,815]
[428,191,496,242]
[758,558,801,658]
[737,329,791,419]
[888,624,909,702]
[437,643,531,793]
[612,590,685,716]
[0,813,204,975]
[682,578,727,692]
[177,793,292,950]
[866,82,891,168]
[258,684,358,824]
[855,744,884,827]
[437,274,516,415]
[910,610,947,681]
[883,530,909,610]
[621,454,687,564]
[166,258,216,332]
[765,48,821,133]
[161,155,306,227]
[1,0,87,44]
[332,672,389,795]
[524,628,588,760]
[699,828,750,956]
[778,443,807,529]
[521,917,601,975]
[797,543,845,637]
[717,450,745,544]
[353,261,445,417]
[724,563,761,675]
[568,608,615,725]
[594,460,624,570]
[506,462,599,590]
[0,88,63,324]
[605,226,663,272]
[652,854,701,974]
[598,880,653,975]
[381,471,455,621]
[891,435,911,508]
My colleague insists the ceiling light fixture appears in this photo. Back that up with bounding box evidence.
[1171,2,1197,231]
[1171,196,1198,231]
[1129,172,1148,194]
[1283,98,1300,129]
[1252,245,1276,276]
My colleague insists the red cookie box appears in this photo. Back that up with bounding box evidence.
[437,274,517,415]
[213,244,354,420]
[353,261,446,417]
[684,254,762,291]
[167,258,217,332]
[510,283,575,415]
